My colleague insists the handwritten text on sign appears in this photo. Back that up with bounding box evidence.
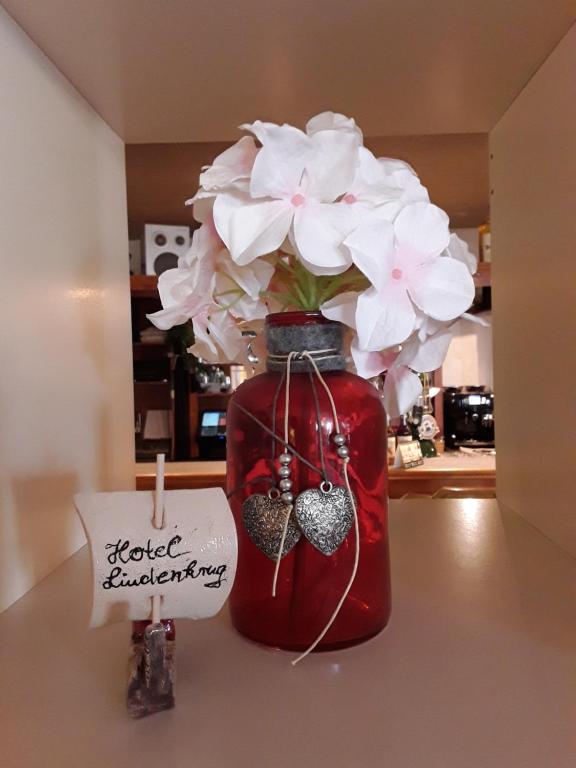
[75,488,238,627]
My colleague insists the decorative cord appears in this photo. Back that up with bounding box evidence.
[273,352,298,598]
[307,361,328,483]
[226,474,274,501]
[291,352,360,666]
[268,348,340,363]
[231,402,323,477]
[272,502,293,598]
[270,370,286,467]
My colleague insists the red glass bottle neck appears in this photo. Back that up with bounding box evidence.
[265,311,333,328]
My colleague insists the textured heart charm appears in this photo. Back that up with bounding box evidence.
[294,486,355,556]
[242,494,301,560]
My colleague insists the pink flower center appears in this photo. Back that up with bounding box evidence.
[391,268,403,281]
[291,193,305,207]
[343,193,357,204]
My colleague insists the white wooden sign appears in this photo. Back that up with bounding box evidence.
[393,440,424,469]
[75,488,237,628]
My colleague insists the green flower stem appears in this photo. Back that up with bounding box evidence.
[260,252,369,311]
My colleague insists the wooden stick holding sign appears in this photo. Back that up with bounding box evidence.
[151,453,165,627]
[74,454,237,719]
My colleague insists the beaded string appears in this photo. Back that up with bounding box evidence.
[270,370,286,473]
[272,351,298,597]
[291,351,360,666]
[273,355,333,597]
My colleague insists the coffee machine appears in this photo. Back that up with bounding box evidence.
[443,386,495,449]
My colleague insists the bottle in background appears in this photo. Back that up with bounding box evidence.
[479,223,491,263]
[387,419,397,465]
[396,414,413,444]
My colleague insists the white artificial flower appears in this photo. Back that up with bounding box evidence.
[345,202,475,351]
[352,325,452,417]
[147,220,274,351]
[198,136,258,191]
[147,256,215,331]
[445,232,478,275]
[179,219,223,268]
[188,192,214,226]
[352,309,488,416]
[320,291,359,329]
[213,254,274,321]
[415,309,488,342]
[188,307,245,363]
[213,118,361,274]
[186,136,259,224]
[305,111,363,142]
[338,148,429,225]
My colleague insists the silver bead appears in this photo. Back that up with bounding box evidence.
[332,433,346,446]
[280,491,294,505]
[279,452,292,465]
[337,445,350,459]
[278,466,291,478]
[279,478,292,491]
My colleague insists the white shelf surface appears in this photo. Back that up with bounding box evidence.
[1,499,575,768]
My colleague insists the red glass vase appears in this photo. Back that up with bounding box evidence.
[226,311,391,652]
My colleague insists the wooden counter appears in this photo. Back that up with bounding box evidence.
[1,500,574,767]
[136,452,496,498]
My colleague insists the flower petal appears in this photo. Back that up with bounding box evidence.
[207,311,245,360]
[356,283,416,351]
[180,220,222,267]
[188,320,218,360]
[148,263,214,330]
[305,130,360,201]
[398,327,454,372]
[414,310,447,341]
[446,232,477,275]
[187,191,214,225]
[306,112,363,142]
[408,256,475,321]
[383,365,422,418]
[225,256,275,299]
[190,310,244,362]
[156,267,193,309]
[242,121,312,199]
[350,337,390,378]
[344,218,395,286]
[214,272,269,321]
[292,202,354,275]
[461,311,490,328]
[349,147,403,204]
[378,159,429,205]
[394,202,450,260]
[147,304,192,331]
[320,291,358,329]
[199,136,258,191]
[213,192,293,265]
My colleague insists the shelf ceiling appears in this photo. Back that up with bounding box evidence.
[2,0,574,143]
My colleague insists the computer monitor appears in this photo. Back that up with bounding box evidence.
[200,410,227,436]
[198,410,227,459]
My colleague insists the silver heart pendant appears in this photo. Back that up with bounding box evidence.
[294,484,355,556]
[242,493,301,561]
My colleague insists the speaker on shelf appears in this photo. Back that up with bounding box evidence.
[144,224,190,276]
